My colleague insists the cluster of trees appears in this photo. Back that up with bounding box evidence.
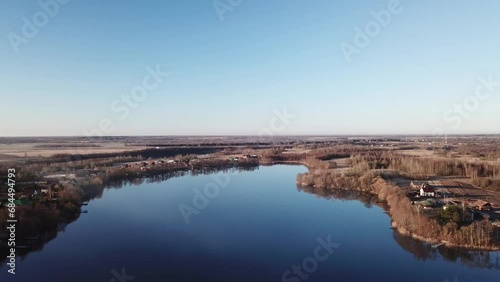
[348,152,500,180]
[297,165,499,249]
[18,147,223,176]
[438,205,463,225]
[392,228,499,269]
[49,147,219,163]
[259,151,307,163]
[299,184,500,268]
[457,143,500,161]
[307,145,382,159]
[0,190,81,245]
[102,158,259,184]
[0,155,261,265]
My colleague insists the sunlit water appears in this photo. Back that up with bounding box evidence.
[1,165,499,282]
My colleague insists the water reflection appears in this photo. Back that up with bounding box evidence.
[0,166,258,266]
[3,166,499,274]
[297,184,500,270]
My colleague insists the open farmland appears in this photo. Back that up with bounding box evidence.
[429,177,500,207]
[0,143,147,162]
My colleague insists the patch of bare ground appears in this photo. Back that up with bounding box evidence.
[0,143,147,161]
[387,177,413,190]
[283,148,311,154]
[428,177,500,207]
[396,149,436,157]
[395,149,500,165]
[329,157,352,173]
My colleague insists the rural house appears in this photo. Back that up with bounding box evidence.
[419,184,435,197]
[470,200,493,211]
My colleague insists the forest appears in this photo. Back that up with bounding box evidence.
[296,150,500,249]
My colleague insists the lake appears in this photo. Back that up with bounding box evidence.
[1,165,499,282]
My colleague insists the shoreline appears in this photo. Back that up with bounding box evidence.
[121,160,500,252]
[392,222,500,251]
[296,164,500,251]
[101,160,500,251]
[2,159,499,257]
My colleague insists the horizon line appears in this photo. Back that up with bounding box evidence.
[1,133,500,138]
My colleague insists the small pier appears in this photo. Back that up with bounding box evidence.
[432,242,446,248]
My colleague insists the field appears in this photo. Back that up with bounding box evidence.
[0,143,147,162]
[429,177,500,207]
[1,134,500,255]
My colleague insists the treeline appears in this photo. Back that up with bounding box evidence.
[258,145,384,164]
[103,158,259,185]
[51,147,219,161]
[25,147,220,167]
[0,204,62,264]
[299,184,500,268]
[16,147,225,177]
[259,149,307,163]
[0,160,260,266]
[146,142,272,147]
[309,146,382,159]
[34,144,101,148]
[457,143,500,161]
[349,152,500,179]
[346,151,500,190]
[297,171,499,249]
[392,229,500,269]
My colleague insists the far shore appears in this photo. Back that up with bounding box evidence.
[2,135,500,256]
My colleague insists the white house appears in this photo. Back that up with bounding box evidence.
[419,185,435,197]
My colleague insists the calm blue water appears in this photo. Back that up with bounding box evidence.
[1,165,499,282]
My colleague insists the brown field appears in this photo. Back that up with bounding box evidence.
[396,149,500,165]
[0,143,146,162]
[396,149,436,157]
[428,177,500,207]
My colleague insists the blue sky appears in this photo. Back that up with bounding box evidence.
[0,0,499,136]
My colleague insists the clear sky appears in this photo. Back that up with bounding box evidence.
[0,0,499,136]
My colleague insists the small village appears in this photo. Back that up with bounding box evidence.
[0,153,261,209]
[407,181,500,227]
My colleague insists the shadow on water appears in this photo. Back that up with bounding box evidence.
[3,166,499,271]
[0,165,258,267]
[297,185,500,270]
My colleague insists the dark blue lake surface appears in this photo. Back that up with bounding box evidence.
[2,165,499,281]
